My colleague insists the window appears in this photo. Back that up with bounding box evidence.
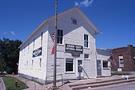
[119,59,124,67]
[119,56,124,67]
[57,29,63,44]
[84,54,89,58]
[41,32,43,47]
[39,58,42,67]
[32,60,33,66]
[33,39,35,50]
[84,34,88,47]
[66,58,73,72]
[71,17,77,25]
[103,61,108,68]
[28,43,30,52]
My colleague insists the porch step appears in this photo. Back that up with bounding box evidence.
[70,77,135,90]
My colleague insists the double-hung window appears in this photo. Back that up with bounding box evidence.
[84,34,88,47]
[119,56,124,68]
[66,58,73,72]
[103,61,108,69]
[57,29,63,44]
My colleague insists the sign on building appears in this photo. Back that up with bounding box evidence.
[33,47,42,57]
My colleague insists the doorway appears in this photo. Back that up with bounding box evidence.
[97,60,102,76]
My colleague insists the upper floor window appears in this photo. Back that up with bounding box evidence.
[57,29,63,44]
[84,34,88,47]
[33,39,35,50]
[41,32,43,46]
[71,17,77,25]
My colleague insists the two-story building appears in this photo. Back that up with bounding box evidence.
[111,45,135,71]
[18,7,99,83]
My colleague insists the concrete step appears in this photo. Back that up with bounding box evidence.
[70,77,135,90]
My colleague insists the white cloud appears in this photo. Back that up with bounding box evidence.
[10,31,16,36]
[75,0,94,7]
[75,1,79,6]
[1,31,16,36]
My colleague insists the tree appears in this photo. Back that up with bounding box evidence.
[0,38,22,74]
[0,58,6,74]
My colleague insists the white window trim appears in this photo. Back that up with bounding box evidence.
[65,58,75,74]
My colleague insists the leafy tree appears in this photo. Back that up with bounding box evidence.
[0,58,6,74]
[0,38,22,74]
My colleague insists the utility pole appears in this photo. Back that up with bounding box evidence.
[53,0,58,90]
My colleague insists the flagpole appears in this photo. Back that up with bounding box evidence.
[53,0,58,90]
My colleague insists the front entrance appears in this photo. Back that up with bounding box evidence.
[97,60,102,76]
[77,60,83,79]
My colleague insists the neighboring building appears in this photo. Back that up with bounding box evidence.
[96,49,111,77]
[18,7,99,83]
[111,45,135,71]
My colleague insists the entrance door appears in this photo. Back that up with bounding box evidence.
[77,60,83,78]
[97,60,102,76]
[78,60,82,72]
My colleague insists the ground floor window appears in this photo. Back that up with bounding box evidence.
[66,58,73,72]
[119,59,124,67]
[119,56,124,68]
[103,61,108,69]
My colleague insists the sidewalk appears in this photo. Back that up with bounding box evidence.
[15,74,135,90]
[0,77,6,90]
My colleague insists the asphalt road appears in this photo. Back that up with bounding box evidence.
[90,82,135,90]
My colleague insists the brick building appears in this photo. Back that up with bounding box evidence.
[111,45,135,71]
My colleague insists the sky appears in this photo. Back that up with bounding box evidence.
[0,0,135,49]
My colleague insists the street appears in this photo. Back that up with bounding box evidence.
[90,82,135,90]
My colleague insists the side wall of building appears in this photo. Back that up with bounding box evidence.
[97,52,111,76]
[111,45,135,71]
[18,29,49,83]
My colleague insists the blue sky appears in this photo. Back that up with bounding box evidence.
[0,0,135,48]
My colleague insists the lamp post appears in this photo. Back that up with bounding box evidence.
[53,0,58,90]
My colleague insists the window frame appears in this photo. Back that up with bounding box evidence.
[84,34,88,48]
[118,56,124,68]
[57,29,63,44]
[103,61,109,69]
[65,58,74,73]
[84,54,89,59]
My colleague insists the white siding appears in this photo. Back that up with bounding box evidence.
[97,52,111,76]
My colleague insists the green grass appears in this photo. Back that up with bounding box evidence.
[111,71,131,75]
[3,76,28,90]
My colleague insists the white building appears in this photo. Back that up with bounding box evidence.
[18,7,99,83]
[96,49,111,77]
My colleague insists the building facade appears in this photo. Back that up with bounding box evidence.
[18,8,99,83]
[111,45,135,71]
[96,49,111,77]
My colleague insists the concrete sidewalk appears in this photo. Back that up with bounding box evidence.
[15,74,135,90]
[0,78,6,90]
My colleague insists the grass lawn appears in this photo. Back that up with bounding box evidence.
[3,76,28,90]
[111,71,131,75]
